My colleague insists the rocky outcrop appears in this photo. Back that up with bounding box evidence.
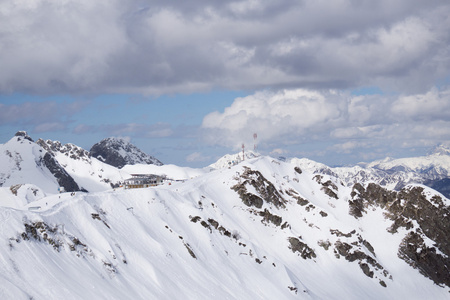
[40,152,81,192]
[350,182,450,287]
[313,175,339,199]
[398,231,450,287]
[288,237,316,259]
[37,139,90,162]
[231,166,287,209]
[90,138,162,168]
[15,131,34,142]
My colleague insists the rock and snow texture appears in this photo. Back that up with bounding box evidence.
[0,132,197,194]
[289,147,450,198]
[0,156,449,299]
[37,138,130,193]
[0,132,80,194]
[90,137,163,169]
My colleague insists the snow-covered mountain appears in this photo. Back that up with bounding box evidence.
[36,138,130,193]
[0,155,449,299]
[0,132,171,194]
[90,137,163,169]
[208,150,260,169]
[0,131,80,194]
[289,147,450,198]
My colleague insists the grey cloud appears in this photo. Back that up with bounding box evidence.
[99,122,174,138]
[1,0,449,95]
[34,122,67,133]
[0,100,90,127]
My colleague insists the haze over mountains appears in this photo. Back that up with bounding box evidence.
[0,131,449,299]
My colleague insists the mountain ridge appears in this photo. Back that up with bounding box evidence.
[287,148,450,198]
[0,155,448,299]
[0,132,167,194]
[90,137,163,169]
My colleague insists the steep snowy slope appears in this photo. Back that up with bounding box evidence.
[90,137,163,169]
[37,139,129,192]
[0,184,46,209]
[1,156,448,299]
[0,132,79,194]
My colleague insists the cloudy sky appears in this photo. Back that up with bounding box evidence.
[1,0,450,167]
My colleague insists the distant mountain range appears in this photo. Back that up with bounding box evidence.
[288,145,450,198]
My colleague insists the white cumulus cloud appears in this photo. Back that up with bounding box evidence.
[202,86,450,162]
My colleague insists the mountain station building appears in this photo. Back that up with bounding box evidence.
[123,174,163,189]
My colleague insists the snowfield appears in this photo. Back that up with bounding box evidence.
[0,156,449,299]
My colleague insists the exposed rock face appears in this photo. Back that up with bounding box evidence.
[90,138,163,168]
[288,237,316,259]
[350,182,450,287]
[398,232,450,287]
[15,131,34,142]
[40,153,81,192]
[5,132,82,193]
[37,139,90,162]
[259,208,283,226]
[314,174,339,199]
[231,166,286,209]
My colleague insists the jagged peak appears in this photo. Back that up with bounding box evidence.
[100,137,130,146]
[90,137,163,168]
[428,144,450,156]
[36,138,90,160]
[14,131,34,142]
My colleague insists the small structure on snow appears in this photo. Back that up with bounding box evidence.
[124,174,163,189]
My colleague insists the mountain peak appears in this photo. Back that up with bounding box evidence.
[428,144,450,156]
[209,150,259,169]
[90,137,163,168]
[36,139,90,161]
[14,131,34,142]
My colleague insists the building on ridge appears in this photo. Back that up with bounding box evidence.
[123,174,163,189]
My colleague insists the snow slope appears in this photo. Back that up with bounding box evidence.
[0,133,62,193]
[1,156,448,299]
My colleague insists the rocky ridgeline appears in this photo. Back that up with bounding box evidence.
[37,139,91,162]
[90,137,163,169]
[226,164,450,288]
[227,165,392,285]
[350,183,450,287]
